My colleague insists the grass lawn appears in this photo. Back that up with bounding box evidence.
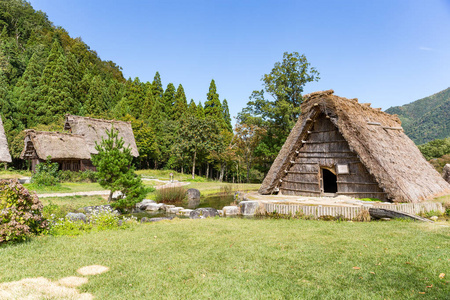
[0,169,31,179]
[1,218,448,299]
[24,182,106,194]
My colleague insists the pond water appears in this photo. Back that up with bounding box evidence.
[126,194,236,220]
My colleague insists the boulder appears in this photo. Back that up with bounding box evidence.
[66,212,87,223]
[186,188,201,201]
[223,206,239,216]
[112,191,123,200]
[168,207,184,214]
[145,203,164,211]
[135,199,156,210]
[161,204,175,212]
[443,164,450,183]
[177,209,193,217]
[189,207,219,219]
[239,201,260,216]
[141,216,175,223]
[82,205,116,214]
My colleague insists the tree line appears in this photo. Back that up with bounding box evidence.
[0,0,322,183]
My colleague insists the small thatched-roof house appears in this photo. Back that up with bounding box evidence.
[0,116,12,163]
[20,130,92,171]
[64,114,139,157]
[21,115,139,171]
[259,90,450,203]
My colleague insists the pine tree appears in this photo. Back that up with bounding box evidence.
[173,84,188,120]
[187,99,197,116]
[124,77,145,119]
[222,99,233,132]
[204,79,225,129]
[12,51,45,127]
[39,51,75,124]
[162,83,176,117]
[196,101,205,119]
[152,71,163,100]
[84,75,108,116]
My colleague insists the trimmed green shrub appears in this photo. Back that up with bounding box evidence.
[31,156,59,186]
[58,170,97,183]
[0,180,48,244]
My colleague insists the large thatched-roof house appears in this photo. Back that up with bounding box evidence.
[21,115,139,171]
[259,90,450,203]
[0,116,12,163]
[64,115,139,157]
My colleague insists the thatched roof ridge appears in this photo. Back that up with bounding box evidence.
[64,114,139,157]
[0,116,12,163]
[20,130,91,160]
[260,90,450,203]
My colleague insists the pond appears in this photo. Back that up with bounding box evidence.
[126,194,237,220]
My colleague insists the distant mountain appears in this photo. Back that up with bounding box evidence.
[385,87,450,144]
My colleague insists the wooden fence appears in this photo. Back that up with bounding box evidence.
[263,202,444,219]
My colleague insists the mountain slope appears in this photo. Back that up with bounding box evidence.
[385,87,450,144]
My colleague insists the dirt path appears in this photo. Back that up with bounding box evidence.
[37,181,190,198]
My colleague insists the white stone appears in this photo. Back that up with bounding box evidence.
[223,206,239,216]
[145,203,164,211]
[177,209,193,216]
[239,201,260,216]
[168,207,184,214]
[218,210,224,217]
[161,204,175,212]
[430,216,439,221]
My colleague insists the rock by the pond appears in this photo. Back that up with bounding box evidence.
[145,203,164,211]
[239,201,260,216]
[141,216,175,223]
[136,199,156,210]
[112,191,123,200]
[218,210,223,217]
[186,188,201,200]
[18,177,31,184]
[189,207,219,219]
[82,205,116,214]
[223,206,239,216]
[169,207,184,214]
[66,212,87,223]
[161,204,175,212]
[430,216,439,221]
[177,209,193,216]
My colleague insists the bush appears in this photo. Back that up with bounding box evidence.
[31,157,59,186]
[155,186,186,204]
[0,180,48,244]
[58,170,97,183]
[48,206,137,236]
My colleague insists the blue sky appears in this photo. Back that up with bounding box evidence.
[30,0,450,119]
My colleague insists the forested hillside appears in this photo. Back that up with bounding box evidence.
[0,0,239,180]
[386,87,450,144]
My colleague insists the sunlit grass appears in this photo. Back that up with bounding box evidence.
[0,218,448,299]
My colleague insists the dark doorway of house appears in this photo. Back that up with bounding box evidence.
[322,168,337,193]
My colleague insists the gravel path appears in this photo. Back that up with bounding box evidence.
[37,181,190,198]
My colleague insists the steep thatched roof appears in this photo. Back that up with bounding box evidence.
[20,130,91,160]
[0,116,12,163]
[259,90,450,203]
[64,115,139,157]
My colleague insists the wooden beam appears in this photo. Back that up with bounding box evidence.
[369,208,432,222]
[282,179,320,185]
[336,181,379,185]
[280,187,320,193]
[337,191,386,194]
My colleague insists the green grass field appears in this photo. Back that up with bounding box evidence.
[0,218,448,299]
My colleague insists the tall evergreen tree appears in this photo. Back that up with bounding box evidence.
[187,99,197,116]
[162,83,176,117]
[124,77,145,118]
[12,51,45,126]
[196,101,205,119]
[152,71,163,100]
[84,75,108,116]
[39,49,75,124]
[222,99,232,132]
[173,84,188,120]
[204,79,225,129]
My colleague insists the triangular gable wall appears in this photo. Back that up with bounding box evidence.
[277,113,386,200]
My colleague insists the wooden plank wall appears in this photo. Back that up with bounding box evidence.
[279,114,387,200]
